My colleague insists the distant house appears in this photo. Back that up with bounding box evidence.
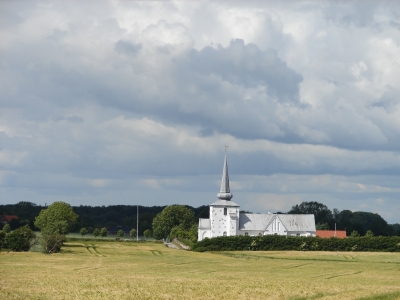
[316,230,347,238]
[0,215,18,225]
[106,226,132,236]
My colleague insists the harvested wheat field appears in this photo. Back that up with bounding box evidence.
[1,241,400,300]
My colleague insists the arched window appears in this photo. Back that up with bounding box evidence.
[223,231,227,236]
[258,233,262,236]
[224,207,227,215]
[245,232,248,236]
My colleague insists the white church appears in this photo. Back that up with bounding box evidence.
[198,154,316,241]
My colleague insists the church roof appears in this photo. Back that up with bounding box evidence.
[210,199,240,207]
[198,218,211,229]
[217,154,233,200]
[239,213,274,230]
[239,213,316,232]
[276,214,316,232]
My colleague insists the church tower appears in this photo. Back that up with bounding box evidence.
[209,152,240,238]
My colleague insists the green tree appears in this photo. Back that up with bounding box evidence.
[337,210,389,236]
[152,205,195,240]
[288,201,334,226]
[350,230,360,237]
[34,202,78,253]
[316,223,329,230]
[130,228,137,240]
[93,228,100,239]
[80,228,88,238]
[117,229,124,238]
[100,227,107,239]
[143,229,152,240]
[3,224,11,234]
[5,225,36,252]
[0,230,6,249]
[365,230,374,237]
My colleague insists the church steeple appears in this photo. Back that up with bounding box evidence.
[217,152,233,200]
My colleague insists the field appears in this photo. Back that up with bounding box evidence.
[1,240,400,300]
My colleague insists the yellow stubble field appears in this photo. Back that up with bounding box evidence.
[1,241,399,300]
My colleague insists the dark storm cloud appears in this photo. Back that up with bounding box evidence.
[184,39,303,103]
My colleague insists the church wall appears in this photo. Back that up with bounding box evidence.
[287,231,316,237]
[198,229,211,241]
[210,206,239,238]
[237,230,263,236]
[210,206,227,238]
[228,208,239,236]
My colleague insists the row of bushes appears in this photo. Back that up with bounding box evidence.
[192,235,400,252]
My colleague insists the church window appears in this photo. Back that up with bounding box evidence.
[224,208,227,215]
[245,232,248,236]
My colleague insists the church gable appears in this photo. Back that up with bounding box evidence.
[263,215,287,234]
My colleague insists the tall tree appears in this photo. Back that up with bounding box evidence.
[93,228,100,239]
[80,228,88,238]
[152,205,195,240]
[34,202,78,253]
[288,202,334,227]
[143,229,152,240]
[100,227,107,239]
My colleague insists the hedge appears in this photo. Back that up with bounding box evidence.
[192,235,400,252]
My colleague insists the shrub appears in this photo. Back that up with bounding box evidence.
[5,225,36,252]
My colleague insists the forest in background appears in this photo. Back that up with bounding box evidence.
[1,201,399,236]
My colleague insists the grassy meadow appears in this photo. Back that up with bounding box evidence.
[1,240,400,300]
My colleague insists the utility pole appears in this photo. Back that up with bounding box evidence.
[136,205,139,241]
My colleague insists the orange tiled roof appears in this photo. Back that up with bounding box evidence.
[0,215,18,223]
[316,230,347,238]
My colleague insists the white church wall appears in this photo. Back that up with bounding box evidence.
[210,206,229,238]
[237,230,264,237]
[198,229,211,241]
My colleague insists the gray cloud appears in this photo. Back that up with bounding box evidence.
[115,40,142,55]
[0,0,399,223]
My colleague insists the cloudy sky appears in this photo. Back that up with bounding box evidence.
[1,1,399,223]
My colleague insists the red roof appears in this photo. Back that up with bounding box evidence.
[0,215,18,223]
[316,230,347,239]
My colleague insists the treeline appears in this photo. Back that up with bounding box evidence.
[287,201,400,236]
[1,201,400,237]
[193,235,400,252]
[0,201,209,235]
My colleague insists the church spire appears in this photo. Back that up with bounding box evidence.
[217,150,233,200]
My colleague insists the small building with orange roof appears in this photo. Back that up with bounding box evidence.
[316,230,347,238]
